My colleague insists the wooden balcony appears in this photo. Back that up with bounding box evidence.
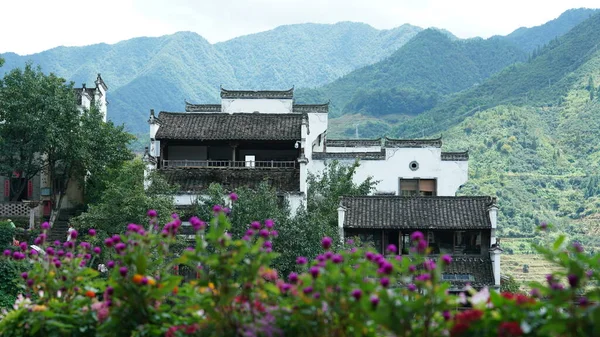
[161,159,297,169]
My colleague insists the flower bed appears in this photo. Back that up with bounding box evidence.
[0,196,598,337]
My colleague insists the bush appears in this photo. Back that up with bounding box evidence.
[0,205,598,337]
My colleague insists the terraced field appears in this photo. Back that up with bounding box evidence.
[502,254,562,289]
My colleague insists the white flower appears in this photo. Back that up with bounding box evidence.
[470,287,490,306]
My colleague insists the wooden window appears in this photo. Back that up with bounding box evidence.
[399,179,437,196]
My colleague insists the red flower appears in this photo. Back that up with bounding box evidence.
[501,292,535,305]
[450,309,484,337]
[498,321,523,337]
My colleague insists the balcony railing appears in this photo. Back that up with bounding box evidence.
[162,159,297,169]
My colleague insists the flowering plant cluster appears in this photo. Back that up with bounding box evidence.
[0,199,598,337]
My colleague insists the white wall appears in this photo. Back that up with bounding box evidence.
[309,147,468,197]
[304,113,328,162]
[286,193,305,217]
[326,145,381,153]
[221,99,293,113]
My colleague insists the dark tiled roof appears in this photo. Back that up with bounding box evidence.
[441,151,469,161]
[436,256,495,289]
[184,102,221,112]
[341,196,494,230]
[159,168,300,193]
[384,136,442,148]
[74,87,96,106]
[312,150,386,160]
[155,112,302,141]
[325,138,382,148]
[220,87,294,99]
[292,103,329,113]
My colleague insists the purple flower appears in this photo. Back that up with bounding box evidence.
[259,229,269,238]
[568,274,579,288]
[190,217,205,231]
[229,192,238,201]
[93,247,101,254]
[351,289,362,300]
[147,209,158,217]
[65,252,74,259]
[12,252,24,260]
[251,221,261,230]
[539,221,548,230]
[321,237,333,250]
[84,253,91,260]
[107,260,115,268]
[54,260,62,268]
[3,249,11,257]
[530,288,541,298]
[378,261,394,275]
[441,254,452,265]
[263,241,272,249]
[26,279,34,287]
[296,256,308,265]
[395,255,402,261]
[309,266,320,278]
[572,242,584,253]
[586,270,593,278]
[545,274,554,285]
[370,295,379,308]
[443,310,452,321]
[313,292,321,299]
[303,286,313,294]
[242,235,251,241]
[380,277,390,288]
[410,231,424,241]
[415,274,431,282]
[104,238,113,247]
[41,222,50,230]
[115,242,126,252]
[106,286,114,295]
[53,240,61,246]
[70,230,78,240]
[424,259,436,271]
[409,265,417,273]
[270,230,278,237]
[288,272,298,284]
[332,254,343,264]
[79,242,91,250]
[171,213,179,219]
[408,284,417,292]
[416,239,428,253]
[346,239,354,245]
[63,241,74,249]
[279,283,291,293]
[141,277,149,285]
[579,297,589,306]
[119,266,128,277]
[386,244,397,254]
[365,251,375,261]
[57,250,65,257]
[264,219,274,229]
[19,242,27,251]
[21,272,28,280]
[88,229,96,236]
[212,205,222,213]
[34,237,42,245]
[551,283,564,291]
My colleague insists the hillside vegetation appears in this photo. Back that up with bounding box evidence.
[0,23,421,133]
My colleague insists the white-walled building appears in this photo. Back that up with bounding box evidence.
[144,87,501,290]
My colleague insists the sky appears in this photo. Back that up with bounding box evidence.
[1,0,598,55]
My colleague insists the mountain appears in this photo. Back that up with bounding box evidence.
[0,22,422,133]
[505,8,599,53]
[333,12,600,245]
[295,29,527,118]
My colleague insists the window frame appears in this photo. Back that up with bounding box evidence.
[398,178,437,196]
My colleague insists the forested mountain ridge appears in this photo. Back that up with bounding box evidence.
[0,22,422,132]
[504,8,599,53]
[295,29,528,118]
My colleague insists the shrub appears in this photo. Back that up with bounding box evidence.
[0,203,598,337]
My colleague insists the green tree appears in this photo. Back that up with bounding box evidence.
[306,159,378,234]
[587,75,595,100]
[0,63,133,213]
[72,159,176,238]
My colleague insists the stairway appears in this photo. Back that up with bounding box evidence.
[48,208,84,242]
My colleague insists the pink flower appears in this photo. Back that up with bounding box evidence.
[351,289,362,300]
[288,272,298,284]
[332,254,343,264]
[41,222,50,230]
[147,209,158,217]
[321,237,333,250]
[296,256,307,265]
[410,231,424,241]
[88,229,96,236]
[264,219,274,228]
[309,266,320,278]
[386,244,397,254]
[119,267,128,276]
[251,221,261,230]
[229,192,238,201]
[380,277,390,288]
[370,295,379,308]
[442,254,452,265]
